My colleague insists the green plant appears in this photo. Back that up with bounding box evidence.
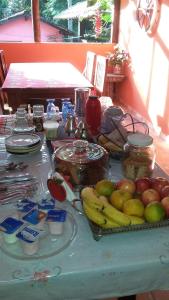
[107,45,129,66]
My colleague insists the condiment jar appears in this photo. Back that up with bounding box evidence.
[33,105,44,132]
[123,133,155,180]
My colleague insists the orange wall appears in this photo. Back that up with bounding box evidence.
[118,0,169,135]
[0,42,113,73]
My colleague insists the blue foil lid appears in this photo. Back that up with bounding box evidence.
[46,209,67,222]
[17,226,42,243]
[17,198,37,213]
[22,209,46,225]
[0,217,24,234]
[38,198,55,210]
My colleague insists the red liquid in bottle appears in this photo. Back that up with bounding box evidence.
[85,96,101,136]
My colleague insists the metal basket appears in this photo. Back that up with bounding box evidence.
[87,217,169,241]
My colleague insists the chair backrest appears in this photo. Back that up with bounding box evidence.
[83,51,96,84]
[0,50,8,81]
[94,55,108,95]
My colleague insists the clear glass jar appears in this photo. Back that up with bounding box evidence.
[33,105,44,132]
[123,133,156,180]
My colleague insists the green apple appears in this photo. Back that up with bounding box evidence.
[110,190,132,211]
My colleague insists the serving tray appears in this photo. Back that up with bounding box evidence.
[86,217,169,241]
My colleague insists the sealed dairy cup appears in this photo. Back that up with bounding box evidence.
[47,209,67,235]
[17,226,42,255]
[0,217,24,244]
[43,120,59,140]
[22,209,46,230]
[16,198,37,218]
[38,198,55,213]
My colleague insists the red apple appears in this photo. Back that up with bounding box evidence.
[151,177,169,194]
[135,177,151,194]
[116,179,136,194]
[161,197,169,218]
[141,188,160,206]
[160,185,169,199]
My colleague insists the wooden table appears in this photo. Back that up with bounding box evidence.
[2,62,93,112]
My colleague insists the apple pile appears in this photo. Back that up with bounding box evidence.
[117,176,169,218]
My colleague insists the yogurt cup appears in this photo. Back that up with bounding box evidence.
[38,198,55,213]
[0,217,24,244]
[22,209,46,230]
[17,226,42,255]
[43,120,59,140]
[16,199,37,218]
[47,209,67,235]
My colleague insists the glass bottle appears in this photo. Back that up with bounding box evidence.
[46,99,56,120]
[85,95,101,136]
[61,98,71,123]
[123,133,156,180]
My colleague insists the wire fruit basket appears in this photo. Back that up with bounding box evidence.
[98,112,149,160]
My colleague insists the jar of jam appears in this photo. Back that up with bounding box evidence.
[123,133,155,180]
[33,105,44,132]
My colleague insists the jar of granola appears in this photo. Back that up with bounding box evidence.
[123,133,155,180]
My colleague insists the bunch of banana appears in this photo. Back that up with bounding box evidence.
[81,187,131,229]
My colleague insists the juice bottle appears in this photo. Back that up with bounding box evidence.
[85,95,101,136]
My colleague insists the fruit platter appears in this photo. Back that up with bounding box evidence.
[80,176,169,240]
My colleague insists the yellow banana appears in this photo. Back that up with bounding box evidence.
[100,218,120,229]
[83,200,106,226]
[81,187,108,210]
[102,204,131,226]
[128,216,145,225]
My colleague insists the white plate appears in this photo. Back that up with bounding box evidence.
[6,143,42,154]
[13,126,35,134]
[5,134,41,149]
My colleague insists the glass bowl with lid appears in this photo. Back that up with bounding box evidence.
[122,132,156,180]
[52,139,109,186]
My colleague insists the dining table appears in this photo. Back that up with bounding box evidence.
[1,117,169,300]
[2,62,93,112]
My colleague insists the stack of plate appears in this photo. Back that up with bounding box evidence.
[5,133,42,154]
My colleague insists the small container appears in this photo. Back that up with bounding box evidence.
[47,209,67,235]
[22,209,46,230]
[38,198,55,213]
[123,133,155,180]
[17,226,42,255]
[43,120,59,140]
[52,139,108,186]
[0,217,24,244]
[33,105,44,132]
[16,199,37,218]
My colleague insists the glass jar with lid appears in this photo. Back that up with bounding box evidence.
[52,139,108,186]
[123,133,156,180]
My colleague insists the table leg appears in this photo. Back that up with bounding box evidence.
[118,295,136,300]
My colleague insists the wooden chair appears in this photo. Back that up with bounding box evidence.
[94,54,109,96]
[93,55,113,109]
[83,51,96,85]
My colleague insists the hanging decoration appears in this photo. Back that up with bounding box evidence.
[95,9,102,37]
[136,0,160,35]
